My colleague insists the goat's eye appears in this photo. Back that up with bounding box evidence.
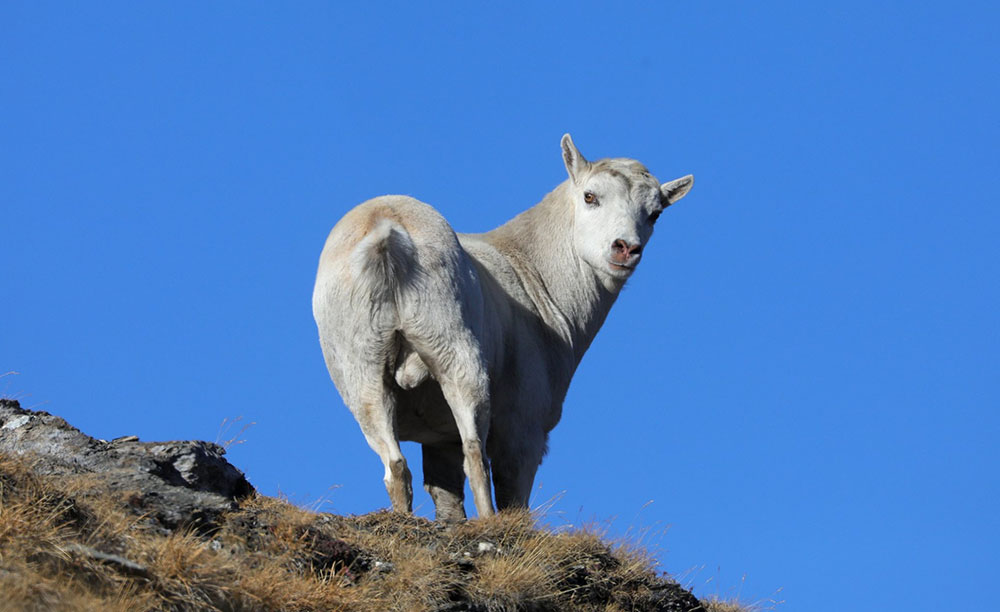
[649,210,662,224]
[584,192,597,205]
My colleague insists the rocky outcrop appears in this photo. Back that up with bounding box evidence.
[0,398,253,533]
[0,398,708,611]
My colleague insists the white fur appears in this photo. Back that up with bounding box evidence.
[312,134,693,520]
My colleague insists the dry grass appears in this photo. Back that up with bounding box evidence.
[0,452,754,611]
[703,600,749,612]
[702,596,783,612]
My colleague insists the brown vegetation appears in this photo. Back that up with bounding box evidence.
[0,399,759,611]
[0,451,750,611]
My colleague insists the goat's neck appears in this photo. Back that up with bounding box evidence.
[487,182,621,365]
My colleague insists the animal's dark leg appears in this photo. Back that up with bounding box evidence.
[490,444,543,511]
[422,442,466,523]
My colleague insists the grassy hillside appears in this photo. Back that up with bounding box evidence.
[0,399,755,611]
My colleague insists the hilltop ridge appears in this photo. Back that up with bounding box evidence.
[0,398,742,611]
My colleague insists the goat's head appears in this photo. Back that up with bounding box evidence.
[561,133,693,286]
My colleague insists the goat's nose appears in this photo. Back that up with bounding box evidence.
[612,239,642,258]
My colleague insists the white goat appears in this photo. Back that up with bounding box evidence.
[313,135,693,521]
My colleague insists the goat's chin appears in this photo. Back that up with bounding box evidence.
[608,262,636,275]
[586,260,634,291]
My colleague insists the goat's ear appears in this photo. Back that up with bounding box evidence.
[660,174,694,207]
[561,133,589,183]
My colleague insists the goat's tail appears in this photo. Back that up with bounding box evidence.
[349,217,417,303]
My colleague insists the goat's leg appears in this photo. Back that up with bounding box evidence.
[436,375,495,518]
[402,326,494,517]
[422,442,466,522]
[490,453,541,510]
[490,438,544,511]
[354,384,413,513]
[395,250,494,517]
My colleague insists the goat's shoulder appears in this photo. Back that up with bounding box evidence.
[457,233,537,312]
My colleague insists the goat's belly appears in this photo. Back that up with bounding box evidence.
[395,381,460,445]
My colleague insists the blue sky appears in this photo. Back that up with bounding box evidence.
[3,3,997,610]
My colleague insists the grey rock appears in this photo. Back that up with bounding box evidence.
[0,399,254,534]
[475,541,497,554]
[65,543,150,578]
[2,414,31,430]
